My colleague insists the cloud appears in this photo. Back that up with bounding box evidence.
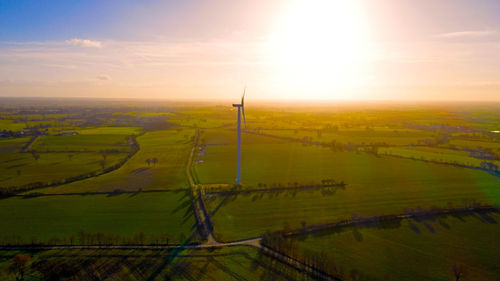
[95,75,111,81]
[436,30,497,38]
[66,38,102,48]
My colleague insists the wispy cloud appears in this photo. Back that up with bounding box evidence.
[66,38,102,48]
[95,75,111,81]
[436,30,496,38]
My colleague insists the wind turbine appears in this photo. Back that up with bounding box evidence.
[233,87,246,185]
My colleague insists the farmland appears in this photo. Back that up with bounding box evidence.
[0,99,499,280]
[0,136,128,190]
[287,211,500,281]
[32,129,194,194]
[0,191,196,245]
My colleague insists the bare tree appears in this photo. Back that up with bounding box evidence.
[10,254,31,281]
[31,150,40,161]
[100,150,108,161]
[99,160,106,170]
[451,263,466,281]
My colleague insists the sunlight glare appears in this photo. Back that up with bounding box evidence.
[266,0,372,100]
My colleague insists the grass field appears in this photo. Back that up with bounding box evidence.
[0,150,126,189]
[379,146,500,168]
[32,134,130,152]
[0,191,196,245]
[257,128,434,146]
[448,138,500,151]
[290,212,500,281]
[197,139,500,240]
[0,137,30,153]
[0,120,26,131]
[32,129,195,194]
[76,126,142,135]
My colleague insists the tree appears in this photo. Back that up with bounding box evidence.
[451,263,466,281]
[67,154,73,161]
[10,254,31,281]
[152,157,158,167]
[145,158,151,166]
[17,170,21,176]
[99,160,106,170]
[31,150,40,161]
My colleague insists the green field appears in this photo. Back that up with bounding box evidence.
[290,212,500,281]
[76,126,142,135]
[197,140,500,240]
[32,134,130,152]
[379,146,500,168]
[0,152,126,188]
[257,128,434,146]
[0,191,196,244]
[32,129,194,194]
[0,137,30,153]
[448,138,500,151]
[0,120,26,131]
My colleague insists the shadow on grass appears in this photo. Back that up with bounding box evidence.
[290,208,499,240]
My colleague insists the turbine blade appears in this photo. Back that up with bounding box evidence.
[241,86,246,106]
[242,106,246,128]
[242,86,246,128]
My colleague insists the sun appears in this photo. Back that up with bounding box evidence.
[264,0,373,100]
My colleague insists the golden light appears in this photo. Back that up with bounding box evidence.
[265,0,373,100]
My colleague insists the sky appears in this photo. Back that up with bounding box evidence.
[1,0,500,101]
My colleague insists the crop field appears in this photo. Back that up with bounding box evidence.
[1,101,499,280]
[32,129,195,194]
[379,146,500,168]
[0,137,30,153]
[289,212,500,281]
[76,126,142,135]
[197,138,500,240]
[0,151,126,188]
[32,134,131,152]
[0,191,196,245]
[448,138,500,151]
[255,128,434,146]
[0,120,26,131]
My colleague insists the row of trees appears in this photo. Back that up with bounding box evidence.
[480,161,499,172]
[0,231,176,246]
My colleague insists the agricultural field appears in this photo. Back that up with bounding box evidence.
[1,100,499,280]
[288,211,500,281]
[196,132,500,240]
[0,151,126,189]
[75,126,142,135]
[32,129,194,194]
[31,134,131,152]
[379,146,500,168]
[254,128,435,146]
[0,120,26,131]
[0,191,196,245]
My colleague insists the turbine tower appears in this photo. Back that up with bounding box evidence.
[233,87,246,185]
